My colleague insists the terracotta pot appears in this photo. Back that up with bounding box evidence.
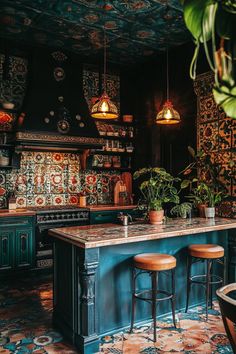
[149,210,164,225]
[197,204,207,218]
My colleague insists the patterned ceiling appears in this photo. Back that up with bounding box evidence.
[0,0,190,64]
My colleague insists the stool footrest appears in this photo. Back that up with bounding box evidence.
[190,274,223,286]
[135,289,174,302]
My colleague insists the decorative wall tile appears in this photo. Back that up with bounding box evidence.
[195,72,235,218]
[0,151,121,208]
[198,121,219,152]
[199,95,219,123]
[0,54,28,111]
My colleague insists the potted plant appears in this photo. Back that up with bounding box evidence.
[186,182,209,217]
[133,167,181,225]
[204,186,225,218]
[170,202,192,219]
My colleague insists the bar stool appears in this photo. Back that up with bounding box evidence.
[185,244,226,320]
[130,253,177,342]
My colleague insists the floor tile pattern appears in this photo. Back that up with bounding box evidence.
[0,274,233,354]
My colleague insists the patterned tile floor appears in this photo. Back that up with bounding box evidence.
[0,274,233,354]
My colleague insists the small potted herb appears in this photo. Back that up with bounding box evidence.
[204,186,225,218]
[170,202,192,219]
[186,182,209,217]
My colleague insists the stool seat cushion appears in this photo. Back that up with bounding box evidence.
[134,253,176,271]
[188,244,224,259]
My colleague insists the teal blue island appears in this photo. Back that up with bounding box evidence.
[49,218,236,354]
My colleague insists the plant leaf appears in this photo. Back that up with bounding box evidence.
[181,180,191,189]
[187,145,196,157]
[183,0,215,41]
[201,3,217,42]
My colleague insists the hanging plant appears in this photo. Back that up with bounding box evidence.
[181,0,236,119]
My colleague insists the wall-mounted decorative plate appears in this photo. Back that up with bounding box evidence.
[54,67,65,81]
[57,119,70,134]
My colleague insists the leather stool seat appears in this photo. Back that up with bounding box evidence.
[188,244,224,259]
[134,253,176,271]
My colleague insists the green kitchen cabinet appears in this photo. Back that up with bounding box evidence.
[90,208,143,225]
[0,216,35,273]
[0,229,14,270]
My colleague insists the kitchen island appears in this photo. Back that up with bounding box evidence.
[49,218,236,354]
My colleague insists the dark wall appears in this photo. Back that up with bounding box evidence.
[122,42,210,175]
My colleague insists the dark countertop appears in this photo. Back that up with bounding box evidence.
[49,217,236,249]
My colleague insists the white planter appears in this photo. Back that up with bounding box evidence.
[205,207,215,218]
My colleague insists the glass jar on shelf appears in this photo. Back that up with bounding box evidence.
[128,127,134,138]
[126,143,134,153]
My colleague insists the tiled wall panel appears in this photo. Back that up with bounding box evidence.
[0,152,121,208]
[194,72,236,218]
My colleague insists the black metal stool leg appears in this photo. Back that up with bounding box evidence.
[206,259,212,321]
[223,256,227,286]
[209,260,213,309]
[171,268,177,328]
[151,271,157,342]
[130,268,136,333]
[185,255,192,313]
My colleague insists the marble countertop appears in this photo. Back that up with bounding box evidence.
[0,209,36,217]
[49,217,236,249]
[88,204,137,211]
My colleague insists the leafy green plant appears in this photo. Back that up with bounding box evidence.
[180,146,227,193]
[187,182,226,207]
[181,0,236,119]
[133,167,182,211]
[170,202,192,218]
[186,181,209,207]
[204,184,225,207]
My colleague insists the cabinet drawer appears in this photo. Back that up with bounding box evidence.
[0,216,34,228]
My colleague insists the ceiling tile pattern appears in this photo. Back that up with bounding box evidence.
[0,0,190,64]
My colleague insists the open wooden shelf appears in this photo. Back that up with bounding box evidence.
[99,135,134,141]
[90,150,133,156]
[92,166,132,172]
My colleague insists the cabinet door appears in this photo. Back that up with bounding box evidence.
[0,229,14,270]
[15,229,34,269]
[90,211,119,224]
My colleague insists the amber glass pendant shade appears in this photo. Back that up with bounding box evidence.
[156,100,180,125]
[91,28,118,120]
[156,43,180,125]
[91,92,118,119]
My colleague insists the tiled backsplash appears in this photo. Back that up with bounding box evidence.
[0,152,121,208]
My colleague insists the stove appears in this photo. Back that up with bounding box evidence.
[33,206,90,269]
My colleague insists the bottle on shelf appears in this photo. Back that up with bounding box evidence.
[8,192,17,210]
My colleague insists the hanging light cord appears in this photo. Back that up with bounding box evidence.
[166,46,169,101]
[103,27,107,93]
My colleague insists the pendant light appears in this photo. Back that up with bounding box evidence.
[91,28,118,119]
[156,46,181,125]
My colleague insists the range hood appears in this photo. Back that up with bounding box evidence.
[15,131,104,152]
[16,47,104,150]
